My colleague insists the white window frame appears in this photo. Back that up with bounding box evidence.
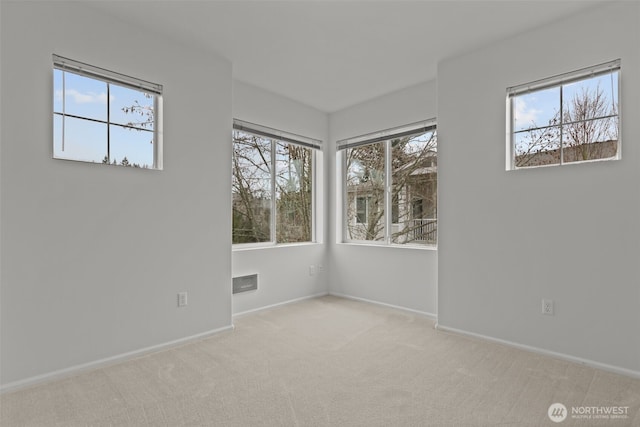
[232,119,321,248]
[52,54,163,169]
[337,119,437,248]
[506,59,621,170]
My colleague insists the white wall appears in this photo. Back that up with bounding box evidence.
[232,81,329,315]
[437,1,640,375]
[0,2,233,387]
[328,81,438,316]
[4,0,636,392]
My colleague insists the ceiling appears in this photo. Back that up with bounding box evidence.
[91,0,607,113]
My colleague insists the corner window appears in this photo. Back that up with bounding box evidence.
[507,60,620,169]
[339,120,437,246]
[53,55,163,169]
[232,120,319,246]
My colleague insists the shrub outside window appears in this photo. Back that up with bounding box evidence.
[232,120,319,246]
[508,60,620,169]
[339,121,437,246]
[53,55,162,169]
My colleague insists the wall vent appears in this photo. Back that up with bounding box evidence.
[233,274,258,294]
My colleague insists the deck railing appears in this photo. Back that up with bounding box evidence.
[411,218,437,243]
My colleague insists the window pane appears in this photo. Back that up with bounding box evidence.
[345,142,385,242]
[563,72,618,123]
[275,142,313,243]
[391,197,399,224]
[391,131,437,245]
[513,87,560,132]
[53,69,63,113]
[61,71,108,122]
[562,117,618,163]
[232,131,272,244]
[356,196,368,224]
[514,127,561,168]
[110,84,155,130]
[53,116,107,163]
[110,125,154,168]
[53,114,63,156]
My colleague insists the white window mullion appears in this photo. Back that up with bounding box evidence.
[559,85,564,165]
[342,150,349,241]
[311,150,317,243]
[270,139,277,244]
[507,94,517,168]
[384,140,392,245]
[154,95,163,170]
[107,83,111,162]
[61,70,66,152]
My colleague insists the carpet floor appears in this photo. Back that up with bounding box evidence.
[1,295,639,426]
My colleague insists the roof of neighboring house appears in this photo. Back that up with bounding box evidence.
[515,140,617,168]
[410,166,437,176]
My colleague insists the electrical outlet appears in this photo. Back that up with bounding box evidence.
[309,265,316,276]
[317,265,324,274]
[178,292,188,307]
[542,299,553,315]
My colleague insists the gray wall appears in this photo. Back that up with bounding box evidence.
[1,2,233,386]
[231,82,329,314]
[437,1,640,374]
[329,81,438,316]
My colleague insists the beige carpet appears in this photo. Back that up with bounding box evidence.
[2,295,639,426]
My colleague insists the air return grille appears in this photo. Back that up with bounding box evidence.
[233,274,258,294]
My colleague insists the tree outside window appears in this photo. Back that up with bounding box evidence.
[232,125,316,245]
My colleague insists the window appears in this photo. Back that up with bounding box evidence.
[356,196,371,224]
[412,199,423,220]
[339,121,437,246]
[53,55,163,169]
[346,141,385,240]
[507,60,620,169]
[232,120,320,245]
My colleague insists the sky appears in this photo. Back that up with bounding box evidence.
[513,72,619,132]
[53,70,155,167]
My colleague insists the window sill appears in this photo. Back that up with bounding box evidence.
[232,242,322,252]
[507,154,620,171]
[338,241,437,251]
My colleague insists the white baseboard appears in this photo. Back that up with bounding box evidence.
[233,292,330,317]
[1,324,235,394]
[329,292,437,320]
[435,323,640,380]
